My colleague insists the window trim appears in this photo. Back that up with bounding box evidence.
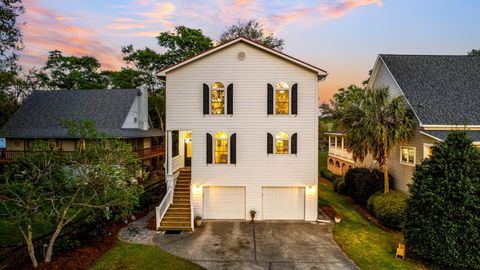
[423,143,434,160]
[214,131,229,164]
[274,132,290,155]
[400,146,416,166]
[273,82,291,115]
[209,82,229,115]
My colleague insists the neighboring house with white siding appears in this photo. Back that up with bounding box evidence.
[156,37,327,231]
[327,54,480,193]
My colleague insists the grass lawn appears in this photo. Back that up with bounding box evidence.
[90,241,204,270]
[319,151,328,168]
[318,178,425,270]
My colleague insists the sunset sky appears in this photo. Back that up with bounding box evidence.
[19,0,479,102]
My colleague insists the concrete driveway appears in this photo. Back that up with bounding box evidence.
[154,221,358,270]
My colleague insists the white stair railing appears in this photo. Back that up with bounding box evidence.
[156,176,177,230]
[190,185,194,231]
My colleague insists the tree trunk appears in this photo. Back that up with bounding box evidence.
[380,159,390,194]
[25,224,38,268]
[44,221,64,263]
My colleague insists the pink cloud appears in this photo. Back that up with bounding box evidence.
[320,0,383,18]
[20,0,123,70]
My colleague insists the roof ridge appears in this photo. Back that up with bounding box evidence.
[380,54,480,57]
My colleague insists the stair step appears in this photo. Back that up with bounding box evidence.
[164,212,191,218]
[162,217,191,222]
[161,221,191,227]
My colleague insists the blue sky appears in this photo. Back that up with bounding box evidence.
[20,0,480,101]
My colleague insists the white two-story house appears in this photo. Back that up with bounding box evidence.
[156,37,327,230]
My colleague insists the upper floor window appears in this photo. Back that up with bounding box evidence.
[400,146,415,166]
[214,132,229,164]
[267,83,297,115]
[211,82,225,114]
[275,82,289,114]
[275,132,289,154]
[423,143,434,159]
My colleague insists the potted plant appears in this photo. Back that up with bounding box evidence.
[334,214,342,223]
[194,216,202,227]
[250,210,256,223]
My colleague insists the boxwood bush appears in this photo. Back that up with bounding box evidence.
[367,191,408,230]
[405,132,480,269]
[344,168,388,207]
[319,167,339,182]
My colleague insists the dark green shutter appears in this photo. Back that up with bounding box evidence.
[292,83,298,115]
[267,133,273,154]
[206,133,212,164]
[203,83,209,115]
[291,133,297,154]
[227,83,233,115]
[267,83,273,115]
[230,133,236,164]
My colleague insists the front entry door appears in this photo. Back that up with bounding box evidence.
[184,131,192,167]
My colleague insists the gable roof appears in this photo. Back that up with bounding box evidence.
[159,37,328,78]
[377,54,480,126]
[0,89,162,139]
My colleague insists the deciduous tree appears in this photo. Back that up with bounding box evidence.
[218,19,284,50]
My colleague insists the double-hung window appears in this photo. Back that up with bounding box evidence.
[211,82,225,115]
[214,132,229,164]
[275,82,289,114]
[400,146,415,166]
[275,132,289,154]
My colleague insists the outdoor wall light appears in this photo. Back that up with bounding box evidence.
[306,185,315,194]
[192,185,202,193]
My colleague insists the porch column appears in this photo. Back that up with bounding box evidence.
[341,137,344,157]
[167,130,172,175]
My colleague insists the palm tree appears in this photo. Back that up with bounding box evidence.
[338,87,416,193]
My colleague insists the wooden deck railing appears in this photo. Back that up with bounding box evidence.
[135,145,165,159]
[0,145,165,164]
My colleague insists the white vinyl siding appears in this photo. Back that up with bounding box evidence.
[203,187,245,219]
[262,187,305,220]
[166,42,318,221]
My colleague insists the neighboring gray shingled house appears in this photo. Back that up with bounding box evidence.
[0,88,164,176]
[326,54,480,192]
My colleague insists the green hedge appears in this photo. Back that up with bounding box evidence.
[367,191,408,230]
[319,167,341,182]
[344,168,389,207]
[405,132,480,269]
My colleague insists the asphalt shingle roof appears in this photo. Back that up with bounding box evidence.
[0,89,163,138]
[380,54,480,125]
[423,130,480,142]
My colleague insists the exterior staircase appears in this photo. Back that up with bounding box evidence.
[159,169,192,231]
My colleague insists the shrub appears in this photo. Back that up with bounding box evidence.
[344,168,388,206]
[367,191,408,230]
[332,177,342,191]
[336,180,347,195]
[319,167,338,181]
[405,132,480,269]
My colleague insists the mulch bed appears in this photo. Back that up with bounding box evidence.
[19,207,153,270]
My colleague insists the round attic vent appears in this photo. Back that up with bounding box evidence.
[237,51,246,61]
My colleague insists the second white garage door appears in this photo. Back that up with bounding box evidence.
[203,187,245,219]
[263,187,305,220]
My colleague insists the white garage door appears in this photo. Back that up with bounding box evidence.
[203,187,245,219]
[263,187,305,220]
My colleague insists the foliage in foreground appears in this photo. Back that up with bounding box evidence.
[405,132,480,270]
[318,178,422,270]
[367,191,408,230]
[344,167,387,207]
[91,241,203,270]
[0,121,143,267]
